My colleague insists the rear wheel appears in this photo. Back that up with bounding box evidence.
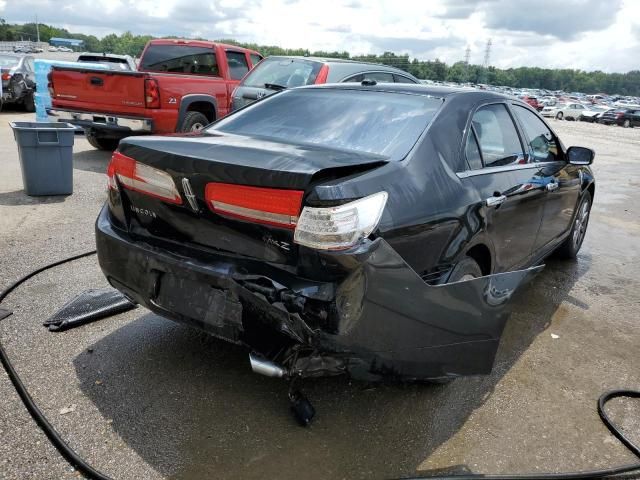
[179,111,209,133]
[555,191,591,259]
[23,93,35,112]
[556,111,563,120]
[85,132,120,151]
[449,257,483,283]
[623,119,631,128]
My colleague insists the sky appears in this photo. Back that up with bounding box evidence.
[1,0,639,72]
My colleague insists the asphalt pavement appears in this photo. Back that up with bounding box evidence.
[0,108,639,479]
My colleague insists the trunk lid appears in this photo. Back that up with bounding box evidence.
[51,67,146,113]
[114,133,388,264]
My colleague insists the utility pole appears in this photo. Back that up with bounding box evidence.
[35,15,40,43]
[483,38,492,68]
[463,45,471,83]
[482,38,492,84]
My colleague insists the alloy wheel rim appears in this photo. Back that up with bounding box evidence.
[573,200,590,248]
[191,123,205,132]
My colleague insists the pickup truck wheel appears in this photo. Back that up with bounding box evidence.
[179,111,209,132]
[23,93,35,112]
[86,133,120,151]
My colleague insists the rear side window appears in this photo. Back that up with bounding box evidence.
[512,105,560,163]
[242,57,323,88]
[465,129,483,170]
[225,51,250,80]
[140,45,219,75]
[211,89,442,161]
[471,104,524,168]
[394,74,417,84]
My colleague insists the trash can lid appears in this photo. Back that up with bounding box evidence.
[9,121,76,131]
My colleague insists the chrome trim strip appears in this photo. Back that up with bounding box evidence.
[456,161,565,179]
[212,200,298,226]
[47,108,152,132]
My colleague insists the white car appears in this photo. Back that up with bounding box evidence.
[578,105,612,123]
[48,46,58,52]
[540,102,586,120]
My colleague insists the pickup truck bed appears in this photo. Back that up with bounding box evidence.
[47,39,262,150]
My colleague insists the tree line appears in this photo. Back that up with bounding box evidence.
[2,19,639,96]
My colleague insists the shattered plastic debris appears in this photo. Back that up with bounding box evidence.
[59,404,77,415]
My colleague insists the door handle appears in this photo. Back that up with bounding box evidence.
[546,181,559,192]
[486,194,507,207]
[90,76,104,86]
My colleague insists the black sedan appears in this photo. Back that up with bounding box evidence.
[96,84,594,393]
[0,53,35,111]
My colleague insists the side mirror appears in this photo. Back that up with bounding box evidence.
[567,146,594,165]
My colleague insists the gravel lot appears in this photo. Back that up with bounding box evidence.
[0,109,639,480]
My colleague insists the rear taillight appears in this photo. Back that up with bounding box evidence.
[1,72,10,81]
[144,78,160,108]
[616,112,624,118]
[205,183,303,229]
[107,151,182,204]
[314,64,329,84]
[294,192,388,251]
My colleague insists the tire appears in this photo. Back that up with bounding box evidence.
[556,111,563,120]
[555,191,592,259]
[85,132,120,151]
[22,93,35,112]
[178,111,209,133]
[449,257,483,283]
[623,119,631,128]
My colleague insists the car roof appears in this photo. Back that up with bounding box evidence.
[299,82,508,100]
[79,52,132,59]
[263,55,418,77]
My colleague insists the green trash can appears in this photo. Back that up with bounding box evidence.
[10,122,76,196]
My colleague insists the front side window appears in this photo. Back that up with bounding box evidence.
[512,105,560,163]
[471,104,524,168]
[140,45,219,75]
[225,51,250,80]
[249,54,262,67]
[211,89,443,161]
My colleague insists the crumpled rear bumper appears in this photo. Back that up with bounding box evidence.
[96,206,542,381]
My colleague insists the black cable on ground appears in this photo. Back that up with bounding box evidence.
[0,251,639,480]
[0,250,113,480]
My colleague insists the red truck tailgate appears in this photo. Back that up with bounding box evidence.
[51,67,147,114]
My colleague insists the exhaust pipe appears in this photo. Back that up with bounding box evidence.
[249,352,285,378]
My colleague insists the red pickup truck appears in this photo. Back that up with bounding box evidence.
[47,39,262,150]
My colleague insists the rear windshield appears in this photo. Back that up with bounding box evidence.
[210,88,442,160]
[0,55,19,68]
[78,55,132,70]
[241,57,323,88]
[140,44,218,75]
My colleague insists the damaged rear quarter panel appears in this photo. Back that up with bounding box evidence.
[326,239,542,380]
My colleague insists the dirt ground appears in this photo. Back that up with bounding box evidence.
[0,109,639,480]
